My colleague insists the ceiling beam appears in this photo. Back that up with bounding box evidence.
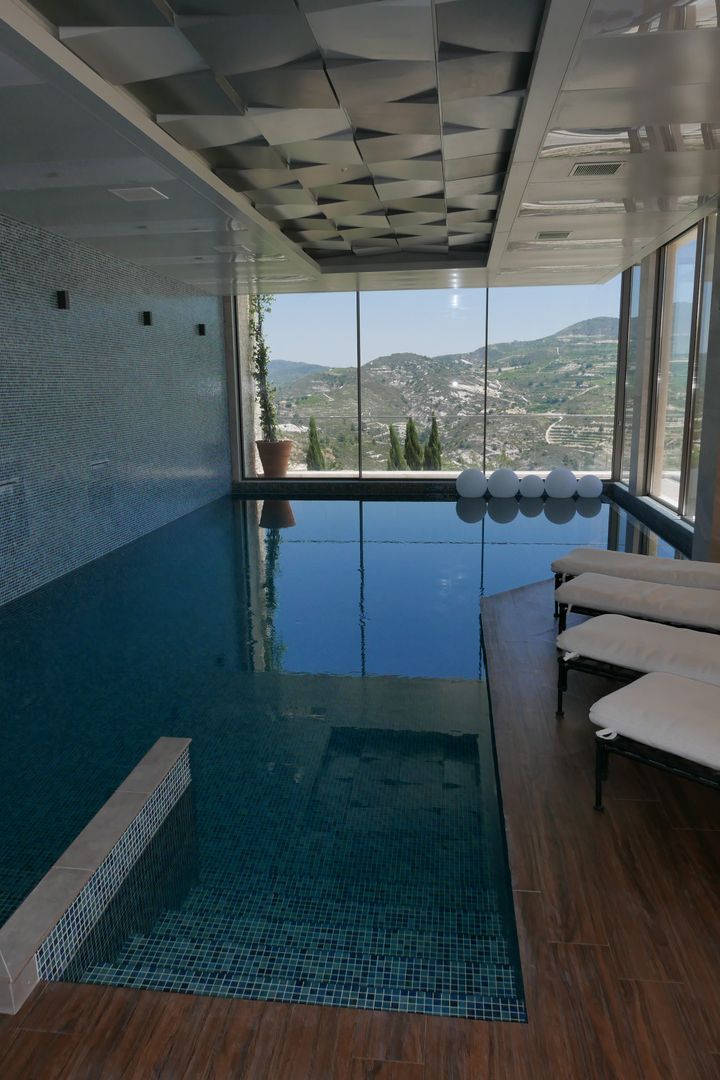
[486,0,593,282]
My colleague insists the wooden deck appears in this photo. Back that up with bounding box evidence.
[2,578,718,1078]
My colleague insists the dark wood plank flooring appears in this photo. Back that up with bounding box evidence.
[2,579,718,1078]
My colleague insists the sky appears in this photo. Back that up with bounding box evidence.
[265,277,622,368]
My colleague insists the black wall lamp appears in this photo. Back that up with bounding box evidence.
[141,310,153,326]
[56,290,69,309]
[197,323,206,336]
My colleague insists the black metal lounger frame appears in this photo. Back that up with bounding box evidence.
[556,653,639,717]
[594,731,720,811]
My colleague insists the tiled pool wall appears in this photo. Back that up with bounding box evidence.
[0,738,191,1012]
[37,746,192,983]
[0,211,230,607]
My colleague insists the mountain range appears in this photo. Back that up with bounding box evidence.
[267,314,660,471]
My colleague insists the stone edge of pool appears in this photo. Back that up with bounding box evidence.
[0,736,191,1014]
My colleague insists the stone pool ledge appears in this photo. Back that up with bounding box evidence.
[0,736,191,1014]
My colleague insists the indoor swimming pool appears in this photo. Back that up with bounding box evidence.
[0,496,674,1020]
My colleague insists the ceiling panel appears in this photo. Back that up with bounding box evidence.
[21,0,546,273]
[10,0,720,288]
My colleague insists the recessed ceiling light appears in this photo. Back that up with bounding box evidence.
[108,187,169,202]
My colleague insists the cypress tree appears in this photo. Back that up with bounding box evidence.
[306,416,325,470]
[404,417,423,469]
[423,414,442,470]
[387,423,407,470]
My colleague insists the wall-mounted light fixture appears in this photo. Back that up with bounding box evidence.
[141,311,152,326]
[197,323,206,336]
[56,290,69,309]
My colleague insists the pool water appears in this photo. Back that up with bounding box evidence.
[0,496,672,1019]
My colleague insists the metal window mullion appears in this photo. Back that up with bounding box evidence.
[612,268,632,480]
[677,219,706,517]
[356,290,363,479]
[646,246,667,495]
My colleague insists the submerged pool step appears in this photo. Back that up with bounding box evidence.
[120,913,514,973]
[81,931,523,1013]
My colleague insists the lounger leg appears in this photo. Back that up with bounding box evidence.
[558,604,568,634]
[594,742,607,812]
[553,573,562,618]
[556,656,566,718]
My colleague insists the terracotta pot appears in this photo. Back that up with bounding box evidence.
[256,440,293,477]
[260,500,296,529]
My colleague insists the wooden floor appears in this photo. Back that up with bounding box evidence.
[2,579,718,1078]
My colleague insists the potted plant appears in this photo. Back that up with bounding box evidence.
[250,294,293,477]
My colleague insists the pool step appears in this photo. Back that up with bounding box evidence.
[82,931,523,1012]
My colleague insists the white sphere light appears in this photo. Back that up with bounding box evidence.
[577,474,603,498]
[518,473,544,498]
[456,468,487,499]
[456,497,487,524]
[487,468,519,498]
[545,467,577,499]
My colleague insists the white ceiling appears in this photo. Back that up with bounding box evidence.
[0,0,717,293]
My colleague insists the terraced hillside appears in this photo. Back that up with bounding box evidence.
[270,317,620,472]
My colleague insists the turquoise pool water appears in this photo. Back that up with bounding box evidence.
[0,496,672,1018]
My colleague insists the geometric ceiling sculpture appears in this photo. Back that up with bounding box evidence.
[29,0,547,267]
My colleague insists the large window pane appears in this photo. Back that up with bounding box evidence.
[485,280,621,472]
[683,213,716,521]
[256,292,358,475]
[650,228,698,507]
[358,289,486,474]
[620,265,642,482]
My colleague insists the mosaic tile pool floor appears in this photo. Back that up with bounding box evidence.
[0,497,673,1019]
[68,674,525,1020]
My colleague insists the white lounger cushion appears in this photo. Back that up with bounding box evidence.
[590,672,720,771]
[551,547,720,590]
[557,614,720,686]
[555,573,720,632]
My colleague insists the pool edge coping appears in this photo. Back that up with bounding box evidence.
[0,736,191,1014]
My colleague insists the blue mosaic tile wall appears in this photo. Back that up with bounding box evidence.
[0,211,230,607]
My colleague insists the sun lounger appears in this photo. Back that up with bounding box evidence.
[589,672,720,809]
[551,546,720,589]
[555,573,720,634]
[555,613,720,716]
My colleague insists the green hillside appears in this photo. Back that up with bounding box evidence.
[272,318,621,472]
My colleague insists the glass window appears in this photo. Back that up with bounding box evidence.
[485,279,621,473]
[358,289,486,474]
[620,265,642,482]
[258,292,358,475]
[650,227,698,507]
[683,212,716,521]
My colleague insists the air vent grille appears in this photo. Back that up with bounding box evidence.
[536,230,571,241]
[570,161,623,177]
[108,187,169,202]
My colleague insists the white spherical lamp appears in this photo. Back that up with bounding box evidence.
[518,474,544,498]
[487,468,519,498]
[456,468,487,499]
[576,474,603,499]
[545,467,577,500]
[456,497,487,524]
[488,498,519,524]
